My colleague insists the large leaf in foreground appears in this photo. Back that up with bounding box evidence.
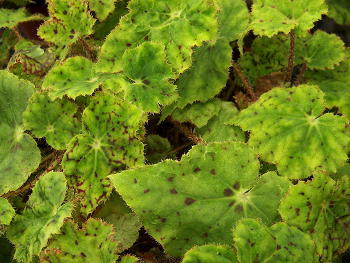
[40,219,117,263]
[62,94,144,216]
[110,142,290,256]
[251,0,327,37]
[233,85,350,179]
[279,174,350,262]
[7,172,72,263]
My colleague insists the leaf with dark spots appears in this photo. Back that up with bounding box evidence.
[109,142,290,256]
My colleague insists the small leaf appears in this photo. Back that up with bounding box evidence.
[41,219,117,263]
[197,101,245,143]
[121,42,177,113]
[7,172,72,263]
[326,0,350,25]
[172,99,222,128]
[62,94,144,216]
[23,93,80,150]
[0,8,43,28]
[306,51,350,118]
[233,85,350,179]
[251,0,327,37]
[296,31,346,70]
[97,0,218,74]
[0,197,15,225]
[37,0,95,57]
[182,245,238,263]
[145,135,174,164]
[109,142,290,256]
[233,219,317,263]
[279,174,350,261]
[42,56,100,99]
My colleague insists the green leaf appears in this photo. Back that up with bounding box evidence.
[251,0,328,37]
[109,142,290,256]
[306,51,350,118]
[296,31,346,70]
[6,172,72,263]
[121,42,177,113]
[0,70,34,127]
[238,35,288,85]
[88,0,117,21]
[42,56,100,99]
[0,8,43,28]
[165,0,249,111]
[23,93,80,150]
[0,124,41,195]
[37,0,95,56]
[182,245,238,263]
[233,85,350,179]
[197,101,245,143]
[0,197,15,225]
[279,174,350,262]
[97,0,218,74]
[0,70,40,195]
[171,99,222,128]
[62,94,144,216]
[233,219,275,263]
[145,135,174,164]
[326,0,350,25]
[40,219,117,263]
[234,219,317,263]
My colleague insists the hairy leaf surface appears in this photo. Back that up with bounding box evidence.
[23,93,80,150]
[251,0,327,37]
[41,219,117,263]
[7,172,72,263]
[62,94,144,215]
[279,174,350,261]
[233,85,350,179]
[110,142,290,256]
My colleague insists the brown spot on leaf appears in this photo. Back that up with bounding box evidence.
[144,189,150,193]
[193,167,201,173]
[184,197,196,206]
[233,182,240,190]
[170,188,178,194]
[224,188,233,196]
[234,205,243,213]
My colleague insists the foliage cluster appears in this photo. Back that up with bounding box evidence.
[1,0,350,262]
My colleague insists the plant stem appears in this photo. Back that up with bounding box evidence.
[168,118,204,145]
[232,60,257,101]
[285,31,296,84]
